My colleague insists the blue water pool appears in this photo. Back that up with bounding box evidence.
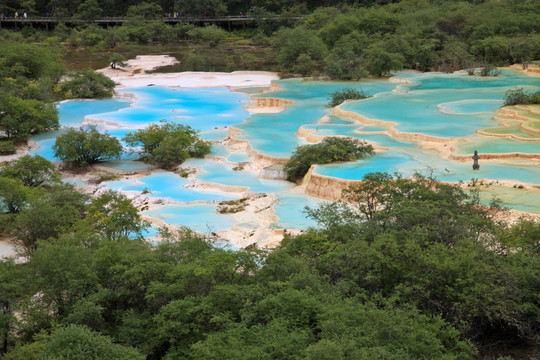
[33,68,540,232]
[143,204,243,233]
[105,170,239,202]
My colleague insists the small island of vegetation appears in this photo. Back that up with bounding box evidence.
[123,120,211,170]
[284,137,374,182]
[328,87,369,107]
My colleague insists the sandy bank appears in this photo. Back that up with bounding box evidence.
[0,140,37,163]
[99,55,279,89]
[508,64,540,76]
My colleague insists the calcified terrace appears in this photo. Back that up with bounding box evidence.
[23,56,540,248]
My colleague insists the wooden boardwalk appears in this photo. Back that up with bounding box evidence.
[0,15,302,29]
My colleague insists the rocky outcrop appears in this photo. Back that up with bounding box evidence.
[259,164,287,180]
[304,168,362,200]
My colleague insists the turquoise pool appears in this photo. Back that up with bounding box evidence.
[36,68,540,233]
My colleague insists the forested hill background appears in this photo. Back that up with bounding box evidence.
[1,0,539,78]
[7,0,410,17]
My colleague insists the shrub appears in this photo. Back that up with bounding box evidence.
[53,125,123,166]
[0,141,16,155]
[0,155,59,186]
[109,53,127,69]
[284,137,374,182]
[528,90,540,104]
[0,96,59,139]
[328,87,369,107]
[504,88,540,106]
[123,120,211,170]
[187,25,227,48]
[60,69,116,99]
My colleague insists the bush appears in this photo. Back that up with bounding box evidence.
[284,137,374,182]
[123,120,211,170]
[187,25,227,48]
[60,69,116,99]
[0,141,16,155]
[53,125,123,166]
[328,87,369,107]
[109,53,126,69]
[0,96,59,140]
[530,90,540,104]
[5,324,144,360]
[0,155,59,187]
[504,88,540,106]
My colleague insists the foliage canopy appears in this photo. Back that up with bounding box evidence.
[284,137,374,182]
[52,125,123,166]
[60,70,117,99]
[328,87,369,107]
[123,120,211,170]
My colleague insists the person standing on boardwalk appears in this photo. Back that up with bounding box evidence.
[14,12,18,19]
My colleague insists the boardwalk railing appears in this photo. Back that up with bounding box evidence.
[0,15,302,24]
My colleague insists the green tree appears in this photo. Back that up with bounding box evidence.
[84,190,148,241]
[318,14,360,47]
[53,125,123,166]
[0,177,32,214]
[123,120,210,170]
[109,53,127,69]
[0,260,20,356]
[439,39,474,73]
[504,88,539,106]
[76,0,103,21]
[364,44,404,77]
[273,26,328,74]
[323,31,370,80]
[328,87,368,107]
[0,155,59,187]
[0,96,59,140]
[187,25,227,48]
[471,36,509,64]
[11,184,88,255]
[126,2,163,19]
[60,70,116,99]
[6,324,144,360]
[0,42,65,82]
[284,137,374,182]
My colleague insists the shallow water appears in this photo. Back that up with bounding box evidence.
[92,87,250,132]
[104,170,238,202]
[234,79,397,157]
[143,204,245,233]
[315,147,540,185]
[41,69,540,233]
[186,158,294,194]
[272,192,326,230]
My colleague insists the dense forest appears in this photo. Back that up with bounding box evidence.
[1,168,540,359]
[0,0,539,77]
[1,0,540,359]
